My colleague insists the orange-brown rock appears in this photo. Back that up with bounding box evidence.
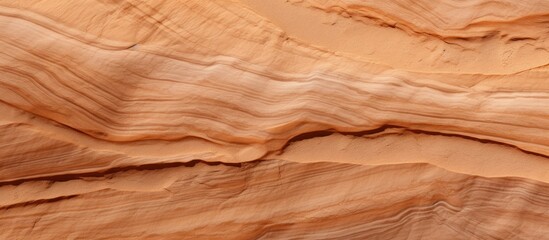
[1,0,548,239]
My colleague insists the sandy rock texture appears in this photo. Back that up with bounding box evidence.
[1,0,549,239]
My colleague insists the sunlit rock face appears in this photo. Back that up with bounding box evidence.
[1,0,549,239]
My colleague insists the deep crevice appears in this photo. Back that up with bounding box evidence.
[405,128,548,159]
[0,160,246,187]
[276,124,548,159]
[0,195,79,210]
[2,126,547,188]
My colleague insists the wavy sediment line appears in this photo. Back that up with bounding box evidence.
[0,6,136,50]
[1,1,549,238]
[241,0,549,73]
[1,160,549,239]
[0,9,547,156]
[302,0,549,39]
[1,104,547,184]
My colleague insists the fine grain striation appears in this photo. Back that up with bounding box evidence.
[1,0,549,239]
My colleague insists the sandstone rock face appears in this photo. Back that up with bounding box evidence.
[1,0,548,239]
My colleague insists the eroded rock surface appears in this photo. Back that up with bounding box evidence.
[1,0,548,239]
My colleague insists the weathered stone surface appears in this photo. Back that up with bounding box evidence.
[1,0,548,239]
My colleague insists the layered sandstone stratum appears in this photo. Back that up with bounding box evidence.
[1,0,549,239]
